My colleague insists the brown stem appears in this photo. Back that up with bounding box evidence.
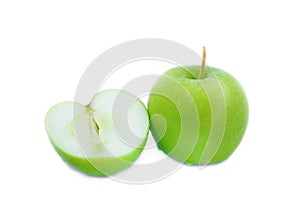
[199,47,206,79]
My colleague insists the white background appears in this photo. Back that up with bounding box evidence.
[1,0,299,219]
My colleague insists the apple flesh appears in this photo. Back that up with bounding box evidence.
[45,90,149,176]
[148,66,248,165]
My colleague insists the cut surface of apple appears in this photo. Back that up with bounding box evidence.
[45,90,149,176]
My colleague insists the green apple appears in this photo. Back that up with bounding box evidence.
[45,90,149,176]
[148,66,248,165]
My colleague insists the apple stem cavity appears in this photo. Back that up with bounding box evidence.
[199,47,206,79]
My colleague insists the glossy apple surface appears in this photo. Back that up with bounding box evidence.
[45,90,149,176]
[148,66,248,164]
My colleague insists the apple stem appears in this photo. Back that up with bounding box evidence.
[199,47,206,79]
[92,117,100,132]
[87,105,100,133]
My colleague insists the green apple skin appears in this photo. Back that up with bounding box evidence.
[148,66,248,165]
[45,90,149,176]
[48,129,146,176]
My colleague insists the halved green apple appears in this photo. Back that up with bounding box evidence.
[45,90,149,176]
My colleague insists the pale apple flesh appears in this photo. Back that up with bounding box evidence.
[148,66,248,165]
[45,90,149,176]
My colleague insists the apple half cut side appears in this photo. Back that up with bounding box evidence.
[45,90,149,176]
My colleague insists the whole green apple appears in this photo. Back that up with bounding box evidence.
[148,65,248,165]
